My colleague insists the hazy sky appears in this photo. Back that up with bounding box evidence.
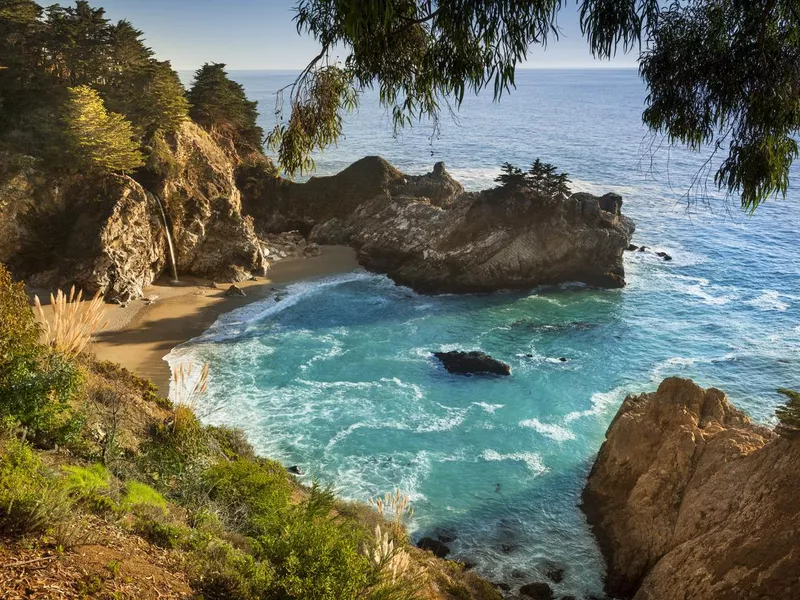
[97,0,638,71]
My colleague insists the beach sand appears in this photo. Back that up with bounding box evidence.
[84,245,359,393]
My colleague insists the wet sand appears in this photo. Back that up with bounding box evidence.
[87,246,359,393]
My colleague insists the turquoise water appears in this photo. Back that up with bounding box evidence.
[169,70,800,597]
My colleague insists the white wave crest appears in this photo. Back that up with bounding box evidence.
[480,449,546,475]
[518,418,576,441]
[746,290,790,312]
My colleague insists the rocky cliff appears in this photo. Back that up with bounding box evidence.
[243,156,635,293]
[0,122,267,301]
[582,377,799,600]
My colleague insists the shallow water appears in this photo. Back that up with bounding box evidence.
[168,69,800,596]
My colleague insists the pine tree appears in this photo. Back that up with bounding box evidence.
[63,85,144,174]
[187,63,264,156]
[527,158,571,199]
[494,162,526,188]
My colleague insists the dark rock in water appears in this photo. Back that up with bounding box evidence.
[510,569,528,580]
[460,558,477,570]
[520,582,555,600]
[494,582,511,592]
[545,565,565,583]
[287,465,303,475]
[225,284,246,297]
[559,357,568,362]
[637,246,648,252]
[499,542,517,553]
[416,537,450,558]
[435,529,457,544]
[656,251,673,261]
[434,351,511,376]
[560,596,576,600]
[626,244,639,251]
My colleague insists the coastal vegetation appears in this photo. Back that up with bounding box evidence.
[272,0,800,211]
[495,159,572,198]
[0,0,263,177]
[0,263,499,599]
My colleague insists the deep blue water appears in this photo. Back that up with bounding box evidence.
[169,70,800,597]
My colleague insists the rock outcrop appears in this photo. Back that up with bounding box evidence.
[242,156,634,293]
[1,122,267,301]
[433,351,511,376]
[582,377,800,600]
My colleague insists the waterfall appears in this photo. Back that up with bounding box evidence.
[149,192,179,282]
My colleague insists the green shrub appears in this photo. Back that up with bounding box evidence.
[204,458,293,537]
[0,264,84,448]
[133,514,189,549]
[776,388,800,437]
[256,498,372,600]
[0,436,73,537]
[122,480,167,513]
[63,463,110,494]
[206,424,256,461]
[62,463,117,514]
[188,538,274,600]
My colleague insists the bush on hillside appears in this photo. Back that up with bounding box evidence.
[0,264,84,447]
[0,436,73,537]
[776,388,800,437]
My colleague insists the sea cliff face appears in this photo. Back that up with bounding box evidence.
[0,122,267,302]
[582,377,800,600]
[243,156,635,293]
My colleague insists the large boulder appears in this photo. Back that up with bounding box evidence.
[243,157,634,293]
[582,377,800,600]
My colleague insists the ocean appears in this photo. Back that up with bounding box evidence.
[169,69,800,596]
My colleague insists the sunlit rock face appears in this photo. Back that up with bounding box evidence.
[583,377,800,600]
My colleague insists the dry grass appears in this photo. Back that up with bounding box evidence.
[34,286,107,357]
[170,361,209,432]
[170,361,209,411]
[369,524,411,584]
[369,489,415,534]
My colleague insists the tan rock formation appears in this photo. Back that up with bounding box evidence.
[0,122,267,301]
[583,377,800,600]
[243,156,634,293]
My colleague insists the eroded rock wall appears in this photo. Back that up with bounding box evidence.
[583,377,800,600]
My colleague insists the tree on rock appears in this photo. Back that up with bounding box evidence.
[528,159,571,198]
[187,63,264,157]
[495,162,526,188]
[63,85,144,174]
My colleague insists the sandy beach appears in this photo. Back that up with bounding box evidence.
[84,245,359,394]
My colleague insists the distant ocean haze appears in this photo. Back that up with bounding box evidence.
[170,69,800,595]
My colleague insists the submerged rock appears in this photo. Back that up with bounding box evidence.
[583,377,799,600]
[545,564,565,583]
[287,465,303,475]
[433,351,511,376]
[416,537,450,558]
[519,582,555,600]
[655,251,673,261]
[242,156,634,293]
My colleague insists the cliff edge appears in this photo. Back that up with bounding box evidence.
[582,377,800,600]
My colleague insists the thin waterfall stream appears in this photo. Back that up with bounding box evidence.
[149,191,179,282]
